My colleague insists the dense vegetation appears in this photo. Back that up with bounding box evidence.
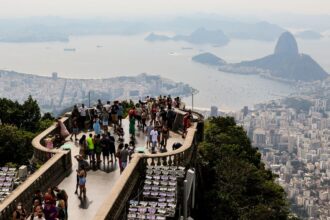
[283,97,313,112]
[0,96,53,166]
[195,117,297,220]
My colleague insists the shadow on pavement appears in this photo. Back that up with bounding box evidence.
[79,196,93,209]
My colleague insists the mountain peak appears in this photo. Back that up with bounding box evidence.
[274,32,299,56]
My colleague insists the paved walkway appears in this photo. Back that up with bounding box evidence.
[58,119,183,219]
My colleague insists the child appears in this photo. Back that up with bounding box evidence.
[116,126,124,143]
[128,140,135,161]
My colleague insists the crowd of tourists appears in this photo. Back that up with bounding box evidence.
[125,96,189,154]
[68,96,192,199]
[13,187,68,220]
[71,96,192,169]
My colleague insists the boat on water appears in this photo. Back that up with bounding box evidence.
[169,52,180,56]
[64,48,76,52]
[181,47,193,50]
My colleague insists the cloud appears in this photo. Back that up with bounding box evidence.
[1,0,329,18]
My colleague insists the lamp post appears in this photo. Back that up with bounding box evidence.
[88,91,91,108]
[191,88,199,111]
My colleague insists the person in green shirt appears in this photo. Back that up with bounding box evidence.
[86,133,95,165]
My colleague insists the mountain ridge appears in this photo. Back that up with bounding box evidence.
[145,27,230,45]
[192,32,328,82]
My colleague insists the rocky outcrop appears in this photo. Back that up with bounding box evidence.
[192,32,328,82]
[274,32,299,56]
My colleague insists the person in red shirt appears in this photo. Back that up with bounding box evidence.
[182,110,192,138]
[128,106,136,119]
[150,104,157,125]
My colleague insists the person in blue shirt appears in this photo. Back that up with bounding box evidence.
[117,102,124,126]
[93,117,101,135]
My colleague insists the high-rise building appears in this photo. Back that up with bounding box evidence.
[253,128,266,146]
[210,106,218,117]
[52,72,58,80]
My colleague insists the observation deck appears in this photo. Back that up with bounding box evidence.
[58,118,184,219]
[0,106,204,220]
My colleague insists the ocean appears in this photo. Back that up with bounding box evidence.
[0,34,329,111]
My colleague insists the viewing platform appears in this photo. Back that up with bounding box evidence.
[0,101,204,220]
[58,118,185,219]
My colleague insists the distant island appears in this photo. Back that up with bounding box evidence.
[192,32,328,82]
[192,52,226,66]
[295,30,322,40]
[145,28,230,46]
[0,71,192,116]
[63,48,76,52]
[145,33,171,41]
[0,17,150,43]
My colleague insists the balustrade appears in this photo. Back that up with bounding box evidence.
[93,110,204,220]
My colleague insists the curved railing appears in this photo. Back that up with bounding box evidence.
[94,110,204,220]
[0,117,72,220]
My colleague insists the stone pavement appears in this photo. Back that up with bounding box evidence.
[57,119,183,219]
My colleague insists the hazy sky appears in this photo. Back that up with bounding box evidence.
[1,0,330,18]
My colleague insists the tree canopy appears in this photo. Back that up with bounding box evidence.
[283,97,313,113]
[0,96,53,166]
[195,116,296,220]
[0,125,35,166]
[0,95,41,132]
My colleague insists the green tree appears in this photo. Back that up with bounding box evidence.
[0,98,24,127]
[41,112,55,121]
[21,95,41,132]
[196,116,293,220]
[0,124,35,166]
[283,97,312,113]
[0,96,41,132]
[37,119,55,132]
[0,96,51,167]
